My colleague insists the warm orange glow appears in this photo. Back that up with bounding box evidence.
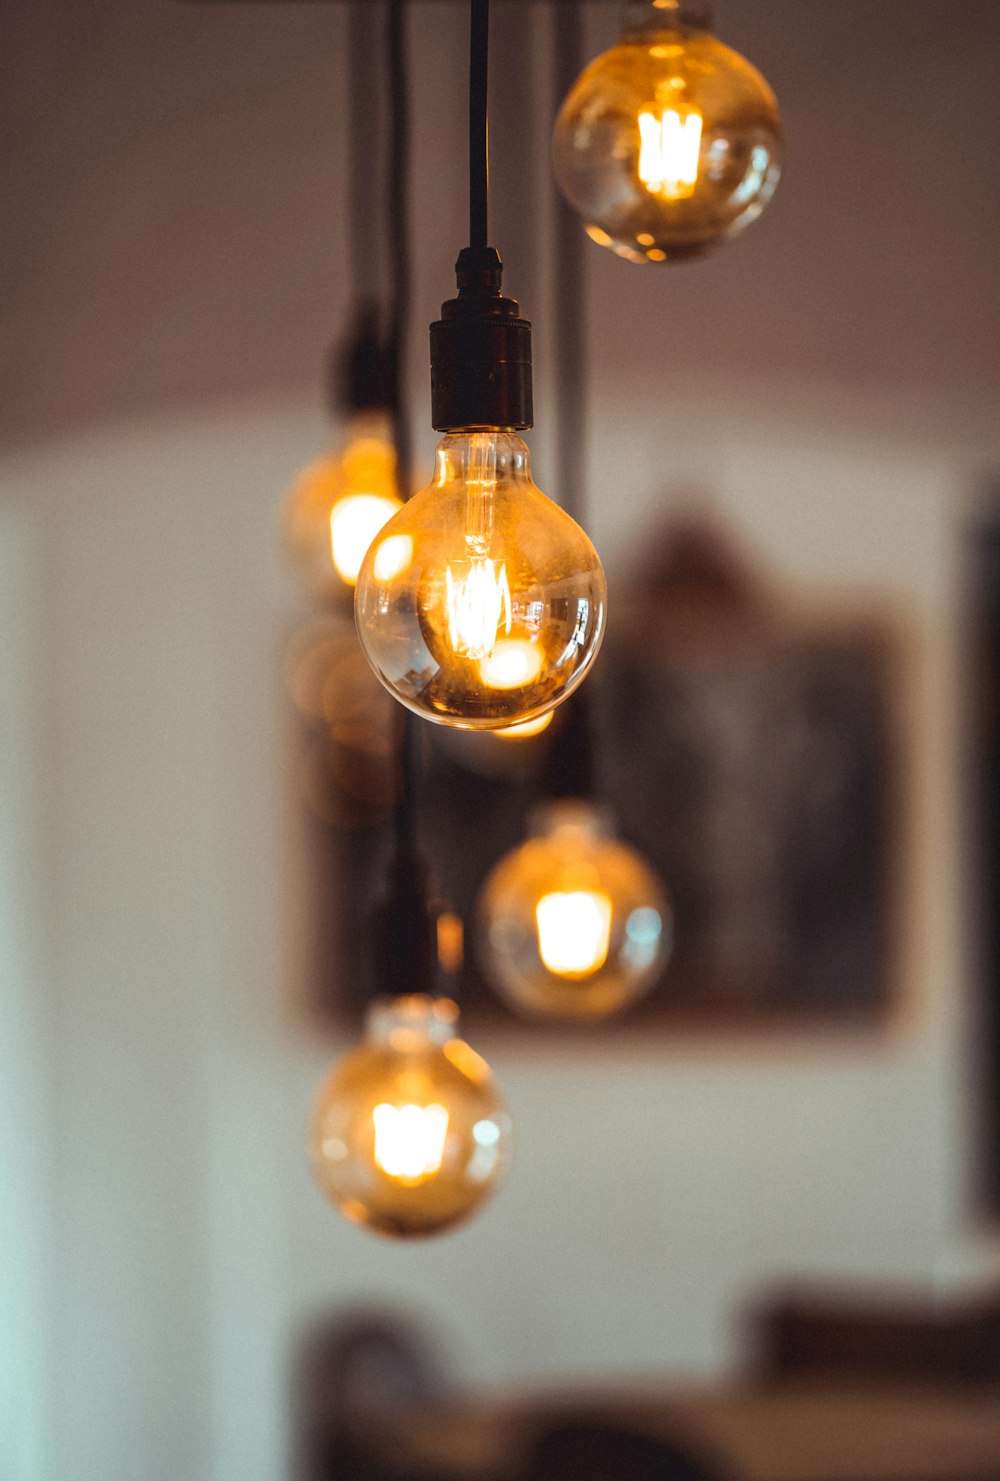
[310,996,511,1237]
[330,492,403,585]
[437,911,465,975]
[371,1101,449,1184]
[493,711,554,741]
[372,533,414,582]
[285,413,404,597]
[535,889,613,977]
[354,431,606,731]
[445,558,513,659]
[638,104,703,199]
[479,637,544,690]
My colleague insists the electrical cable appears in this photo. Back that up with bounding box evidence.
[347,0,380,311]
[544,0,597,801]
[469,0,490,251]
[553,0,585,528]
[381,0,437,995]
[385,0,418,870]
[386,0,412,495]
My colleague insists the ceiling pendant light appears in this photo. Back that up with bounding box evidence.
[355,0,607,731]
[309,5,511,1240]
[477,794,671,1022]
[476,685,672,1022]
[311,992,511,1238]
[309,729,512,1237]
[285,308,404,600]
[553,0,783,263]
[474,2,670,1024]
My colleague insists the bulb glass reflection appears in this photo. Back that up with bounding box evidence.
[553,0,782,262]
[355,432,606,730]
[285,410,404,600]
[477,800,671,1021]
[310,995,511,1237]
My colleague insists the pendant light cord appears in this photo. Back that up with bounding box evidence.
[385,0,420,870]
[553,0,585,529]
[387,0,412,495]
[544,0,598,803]
[348,0,378,308]
[469,0,490,251]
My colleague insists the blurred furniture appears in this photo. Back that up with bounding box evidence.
[756,1286,1000,1388]
[295,1308,449,1481]
[368,1381,1000,1481]
[525,1419,725,1481]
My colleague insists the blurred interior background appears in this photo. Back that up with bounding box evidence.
[2,1,1000,1479]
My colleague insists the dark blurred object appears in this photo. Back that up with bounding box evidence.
[294,1308,448,1481]
[965,497,1000,1214]
[602,513,897,1019]
[756,1286,1000,1388]
[368,1380,1000,1481]
[525,1420,723,1481]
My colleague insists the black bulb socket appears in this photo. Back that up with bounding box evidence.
[330,300,396,418]
[371,853,439,1000]
[430,247,533,433]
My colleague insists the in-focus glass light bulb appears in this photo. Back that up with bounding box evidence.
[285,410,404,600]
[553,0,782,263]
[477,800,671,1021]
[310,995,511,1238]
[355,431,606,730]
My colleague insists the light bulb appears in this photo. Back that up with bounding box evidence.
[310,995,511,1237]
[355,431,606,730]
[285,410,404,600]
[476,800,671,1021]
[553,0,782,263]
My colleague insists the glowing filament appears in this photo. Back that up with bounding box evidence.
[330,494,403,585]
[446,558,512,660]
[638,107,703,200]
[535,890,613,977]
[372,1102,449,1183]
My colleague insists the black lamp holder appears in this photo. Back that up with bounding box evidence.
[429,0,533,433]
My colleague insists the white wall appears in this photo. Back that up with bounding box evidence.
[3,373,999,1481]
[0,502,51,1481]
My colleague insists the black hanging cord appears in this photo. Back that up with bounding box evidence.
[543,0,598,802]
[385,0,418,869]
[335,0,392,416]
[378,0,438,998]
[553,0,585,527]
[386,0,412,494]
[469,0,490,251]
[348,0,379,308]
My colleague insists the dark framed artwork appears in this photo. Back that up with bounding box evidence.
[965,499,1000,1213]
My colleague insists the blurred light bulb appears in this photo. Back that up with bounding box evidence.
[355,431,606,730]
[310,995,511,1237]
[553,0,782,263]
[285,410,404,600]
[476,800,671,1021]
